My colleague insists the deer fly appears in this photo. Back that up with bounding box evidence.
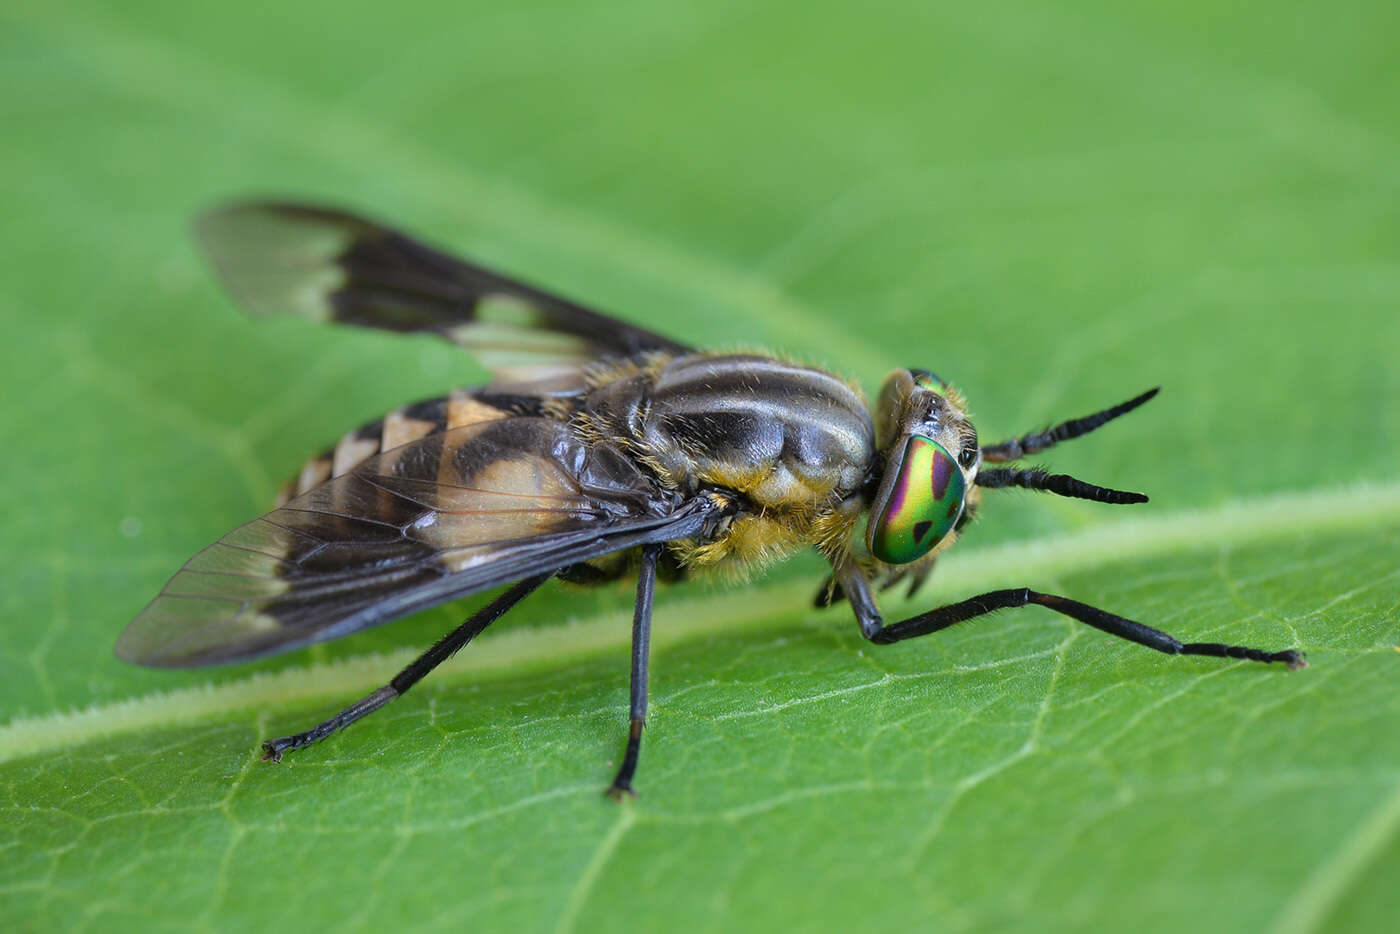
[118,202,1305,797]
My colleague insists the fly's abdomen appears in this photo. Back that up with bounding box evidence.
[124,412,674,666]
[274,387,565,505]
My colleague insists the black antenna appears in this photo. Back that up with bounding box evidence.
[976,467,1147,505]
[981,387,1159,463]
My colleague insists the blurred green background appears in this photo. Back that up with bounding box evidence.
[2,1,1398,931]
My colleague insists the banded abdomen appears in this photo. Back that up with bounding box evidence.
[123,409,678,666]
[275,387,566,506]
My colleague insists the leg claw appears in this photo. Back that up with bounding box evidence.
[605,783,637,802]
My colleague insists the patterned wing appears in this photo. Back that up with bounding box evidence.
[118,417,703,667]
[195,201,691,381]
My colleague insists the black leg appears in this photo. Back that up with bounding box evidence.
[901,563,935,600]
[607,543,661,799]
[814,561,936,609]
[835,564,1304,669]
[262,574,550,761]
[883,561,938,600]
[980,387,1159,463]
[813,575,845,608]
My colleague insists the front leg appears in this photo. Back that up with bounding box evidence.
[833,562,1305,669]
[812,555,938,609]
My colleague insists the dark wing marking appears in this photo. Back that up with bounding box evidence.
[195,201,691,381]
[118,418,706,667]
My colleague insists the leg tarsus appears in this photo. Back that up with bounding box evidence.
[262,685,400,761]
[1180,641,1307,670]
[605,718,645,800]
[258,575,548,762]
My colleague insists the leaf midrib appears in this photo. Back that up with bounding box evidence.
[3,480,1396,764]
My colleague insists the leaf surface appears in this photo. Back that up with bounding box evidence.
[2,1,1398,931]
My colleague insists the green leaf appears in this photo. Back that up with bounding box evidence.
[3,0,1398,931]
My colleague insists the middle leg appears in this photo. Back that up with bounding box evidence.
[606,542,662,798]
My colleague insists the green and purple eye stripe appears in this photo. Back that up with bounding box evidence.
[866,434,966,564]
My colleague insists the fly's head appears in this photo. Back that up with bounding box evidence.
[865,369,979,565]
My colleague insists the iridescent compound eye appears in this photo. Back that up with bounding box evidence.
[910,369,947,394]
[866,435,967,564]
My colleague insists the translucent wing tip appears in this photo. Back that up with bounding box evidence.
[115,594,288,668]
[114,610,186,668]
[193,201,357,322]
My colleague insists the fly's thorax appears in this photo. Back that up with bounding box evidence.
[629,353,875,508]
[574,352,875,571]
[864,369,980,566]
